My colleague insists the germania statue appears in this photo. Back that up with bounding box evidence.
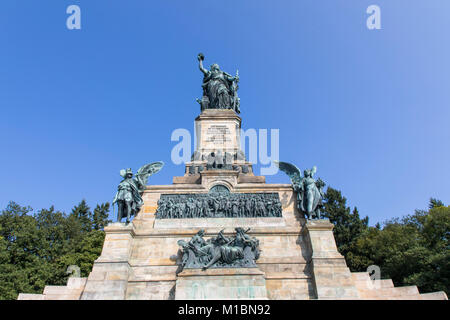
[113,162,164,223]
[196,53,240,113]
[275,161,325,220]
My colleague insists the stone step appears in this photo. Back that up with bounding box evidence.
[374,279,394,288]
[351,272,371,281]
[43,286,70,295]
[352,272,418,299]
[354,278,394,291]
[43,284,85,296]
[361,285,420,298]
[383,295,423,300]
[17,293,45,300]
[419,291,448,300]
[385,285,420,297]
[356,285,421,299]
[67,277,87,289]
[44,294,82,300]
[354,279,375,290]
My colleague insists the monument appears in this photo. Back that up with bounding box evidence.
[17,54,447,300]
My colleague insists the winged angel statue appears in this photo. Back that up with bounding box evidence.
[113,162,164,223]
[275,161,325,219]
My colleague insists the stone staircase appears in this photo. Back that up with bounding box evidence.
[351,272,448,300]
[17,277,87,300]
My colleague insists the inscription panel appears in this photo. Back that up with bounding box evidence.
[205,125,232,144]
[198,121,239,151]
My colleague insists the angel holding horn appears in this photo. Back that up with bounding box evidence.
[113,162,164,223]
[275,161,325,220]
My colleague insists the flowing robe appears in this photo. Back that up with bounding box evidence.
[202,71,233,109]
[113,178,143,219]
[296,178,322,214]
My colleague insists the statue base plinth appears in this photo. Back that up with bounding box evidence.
[175,268,268,300]
[195,109,242,158]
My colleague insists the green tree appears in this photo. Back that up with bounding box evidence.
[56,230,106,278]
[403,204,450,293]
[320,188,449,295]
[429,197,444,209]
[349,199,449,294]
[93,203,111,230]
[70,200,92,233]
[0,202,49,299]
[0,200,110,300]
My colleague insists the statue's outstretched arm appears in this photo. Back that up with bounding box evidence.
[198,58,208,75]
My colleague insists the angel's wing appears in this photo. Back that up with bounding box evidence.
[311,166,317,177]
[119,169,127,178]
[134,161,164,190]
[274,161,302,185]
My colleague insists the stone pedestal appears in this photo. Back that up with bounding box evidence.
[195,109,242,156]
[304,219,359,300]
[174,109,264,184]
[80,223,135,300]
[175,268,268,300]
[17,107,447,300]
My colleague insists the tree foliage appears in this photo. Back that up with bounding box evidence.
[322,190,449,295]
[0,200,110,300]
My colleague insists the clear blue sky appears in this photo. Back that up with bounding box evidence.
[1,1,449,225]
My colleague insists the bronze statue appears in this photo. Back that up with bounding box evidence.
[177,228,260,271]
[113,162,164,223]
[275,161,325,219]
[155,192,282,219]
[197,53,240,113]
